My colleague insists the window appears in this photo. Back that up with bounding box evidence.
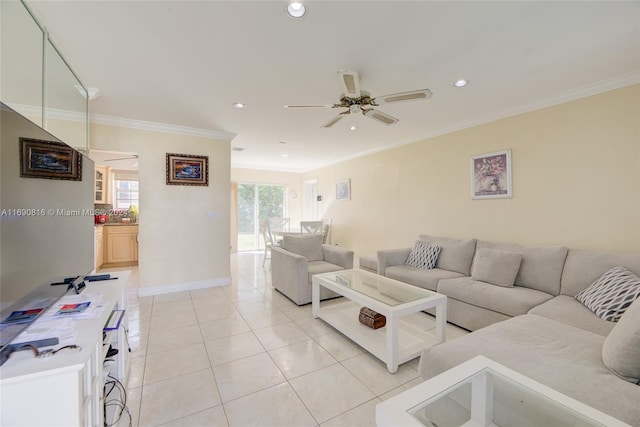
[114,179,139,210]
[112,170,139,210]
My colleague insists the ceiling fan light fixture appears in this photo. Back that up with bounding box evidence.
[454,79,468,87]
[286,2,306,18]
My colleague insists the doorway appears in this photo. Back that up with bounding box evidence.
[304,179,319,220]
[236,183,286,251]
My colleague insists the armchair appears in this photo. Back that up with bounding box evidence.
[271,234,354,305]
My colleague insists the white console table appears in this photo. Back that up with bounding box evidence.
[0,272,130,427]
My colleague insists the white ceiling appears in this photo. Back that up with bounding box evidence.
[26,1,640,172]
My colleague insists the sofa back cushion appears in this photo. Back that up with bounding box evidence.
[282,234,324,262]
[418,235,477,275]
[471,248,522,287]
[560,249,640,297]
[474,241,567,295]
[602,296,640,384]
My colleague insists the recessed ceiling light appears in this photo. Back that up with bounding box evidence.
[349,125,357,131]
[281,153,289,158]
[232,102,246,109]
[454,79,468,88]
[286,1,306,18]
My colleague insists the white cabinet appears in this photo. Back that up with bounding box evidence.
[94,166,109,204]
[0,272,130,427]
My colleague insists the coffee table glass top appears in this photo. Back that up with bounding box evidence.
[319,270,439,306]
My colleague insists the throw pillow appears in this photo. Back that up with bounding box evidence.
[575,266,640,322]
[406,241,441,270]
[471,248,522,287]
[602,296,640,384]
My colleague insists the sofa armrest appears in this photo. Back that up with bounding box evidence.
[377,248,411,275]
[271,246,309,305]
[322,244,354,269]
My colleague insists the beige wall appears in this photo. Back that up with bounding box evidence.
[91,124,231,293]
[304,85,640,258]
[230,168,303,251]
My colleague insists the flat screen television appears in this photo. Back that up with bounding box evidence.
[0,102,95,363]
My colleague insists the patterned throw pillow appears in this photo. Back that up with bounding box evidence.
[576,266,640,322]
[406,241,441,270]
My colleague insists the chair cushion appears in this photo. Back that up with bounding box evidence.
[471,248,522,287]
[282,234,324,262]
[406,241,441,270]
[307,261,345,284]
[575,266,640,322]
[418,235,477,275]
[602,296,640,383]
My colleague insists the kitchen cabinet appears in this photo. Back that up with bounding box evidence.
[104,225,138,267]
[95,226,104,270]
[94,165,109,203]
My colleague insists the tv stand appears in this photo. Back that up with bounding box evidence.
[0,272,130,426]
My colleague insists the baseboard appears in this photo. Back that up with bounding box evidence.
[137,276,232,297]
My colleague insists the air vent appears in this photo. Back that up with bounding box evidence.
[232,147,245,152]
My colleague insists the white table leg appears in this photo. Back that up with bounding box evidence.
[312,280,319,318]
[435,300,447,343]
[386,316,399,373]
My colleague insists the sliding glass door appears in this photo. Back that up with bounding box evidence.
[237,183,285,251]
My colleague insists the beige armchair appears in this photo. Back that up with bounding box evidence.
[271,234,354,305]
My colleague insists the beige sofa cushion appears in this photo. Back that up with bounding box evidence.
[471,248,522,287]
[385,265,464,292]
[475,241,568,295]
[282,234,324,261]
[528,295,615,337]
[418,235,477,275]
[560,249,640,297]
[603,296,640,384]
[438,277,553,317]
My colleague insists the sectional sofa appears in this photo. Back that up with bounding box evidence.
[375,235,640,425]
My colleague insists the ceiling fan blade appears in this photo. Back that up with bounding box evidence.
[105,155,138,161]
[373,89,433,105]
[283,104,335,108]
[364,109,399,126]
[338,70,361,99]
[321,114,346,128]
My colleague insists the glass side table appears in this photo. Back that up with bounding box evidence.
[376,355,629,427]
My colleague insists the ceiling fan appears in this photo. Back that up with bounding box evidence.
[284,70,432,128]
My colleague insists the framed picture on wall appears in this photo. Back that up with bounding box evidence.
[336,179,351,201]
[166,153,209,186]
[471,149,512,199]
[19,137,82,181]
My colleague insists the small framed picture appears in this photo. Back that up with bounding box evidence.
[471,149,512,199]
[19,137,82,181]
[336,179,351,201]
[166,153,209,186]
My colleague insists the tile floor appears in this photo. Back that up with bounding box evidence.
[104,252,469,427]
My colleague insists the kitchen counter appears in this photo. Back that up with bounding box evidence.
[95,223,138,227]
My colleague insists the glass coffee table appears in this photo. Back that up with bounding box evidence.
[312,269,447,373]
[376,355,630,426]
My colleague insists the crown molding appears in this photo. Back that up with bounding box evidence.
[90,113,236,141]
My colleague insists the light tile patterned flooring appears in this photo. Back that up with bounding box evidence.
[106,252,469,427]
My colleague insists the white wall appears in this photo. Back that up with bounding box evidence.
[304,85,640,259]
[90,123,231,294]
